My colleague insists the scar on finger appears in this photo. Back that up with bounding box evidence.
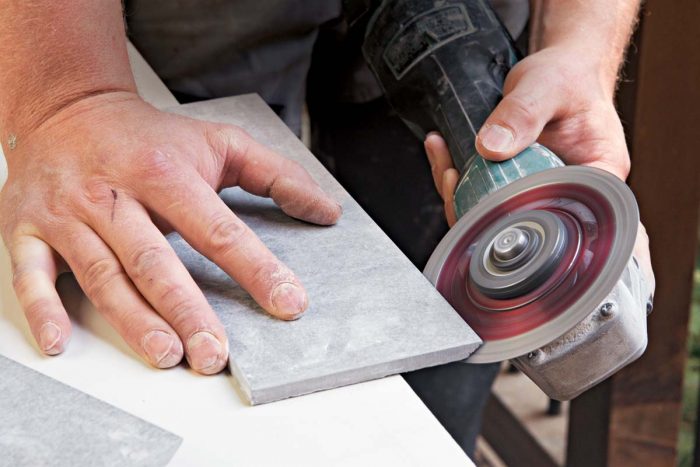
[110,189,118,222]
[7,134,17,150]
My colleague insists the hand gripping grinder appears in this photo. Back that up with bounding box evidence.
[362,0,654,400]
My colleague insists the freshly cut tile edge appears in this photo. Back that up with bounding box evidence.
[167,95,482,405]
[247,345,476,405]
[0,355,181,467]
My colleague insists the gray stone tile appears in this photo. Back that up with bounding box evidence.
[167,96,481,405]
[0,355,181,467]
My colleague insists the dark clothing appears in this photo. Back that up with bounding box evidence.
[125,0,527,133]
[125,1,528,457]
[125,0,342,134]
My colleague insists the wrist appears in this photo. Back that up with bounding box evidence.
[1,71,137,142]
[1,88,140,159]
[0,0,136,151]
[529,1,641,99]
[533,44,621,102]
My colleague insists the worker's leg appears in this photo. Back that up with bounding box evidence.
[308,98,500,458]
[404,363,501,456]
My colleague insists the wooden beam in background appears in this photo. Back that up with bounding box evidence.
[568,1,700,465]
[482,394,560,467]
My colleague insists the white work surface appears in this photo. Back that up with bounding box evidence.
[0,45,473,466]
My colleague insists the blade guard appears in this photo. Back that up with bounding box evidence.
[512,254,652,400]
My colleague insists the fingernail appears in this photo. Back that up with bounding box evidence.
[39,322,62,355]
[478,124,515,153]
[272,282,307,319]
[187,331,223,371]
[143,330,182,368]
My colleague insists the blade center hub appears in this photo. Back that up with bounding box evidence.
[490,226,539,271]
[469,210,572,301]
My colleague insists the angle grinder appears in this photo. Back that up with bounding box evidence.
[362,0,654,400]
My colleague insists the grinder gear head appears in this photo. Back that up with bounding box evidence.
[423,166,652,400]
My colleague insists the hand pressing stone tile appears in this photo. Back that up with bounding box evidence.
[0,355,181,467]
[167,96,482,405]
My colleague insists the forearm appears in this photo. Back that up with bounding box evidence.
[529,0,641,95]
[0,0,136,144]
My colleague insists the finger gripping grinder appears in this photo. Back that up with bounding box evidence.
[362,0,654,400]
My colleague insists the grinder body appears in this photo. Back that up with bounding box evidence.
[362,0,563,217]
[363,0,653,400]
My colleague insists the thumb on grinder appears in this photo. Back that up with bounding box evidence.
[475,74,565,161]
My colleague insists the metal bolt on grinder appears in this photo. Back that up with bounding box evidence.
[363,0,655,400]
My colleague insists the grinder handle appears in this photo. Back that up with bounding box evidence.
[362,0,564,217]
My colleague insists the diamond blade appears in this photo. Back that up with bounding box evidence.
[424,166,639,363]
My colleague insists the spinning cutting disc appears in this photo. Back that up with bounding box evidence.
[424,166,639,363]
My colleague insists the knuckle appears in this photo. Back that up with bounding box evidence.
[80,179,116,207]
[216,126,251,163]
[285,159,306,176]
[228,127,251,148]
[24,297,56,320]
[156,279,186,305]
[281,160,313,186]
[231,127,252,143]
[504,95,540,130]
[41,187,72,219]
[137,149,181,181]
[128,243,170,281]
[0,219,21,246]
[114,308,149,340]
[164,289,201,329]
[82,257,122,300]
[206,215,248,257]
[123,309,148,335]
[45,198,68,220]
[11,267,34,298]
[8,224,41,245]
[252,261,287,286]
[231,130,253,164]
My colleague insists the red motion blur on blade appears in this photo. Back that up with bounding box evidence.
[436,184,616,341]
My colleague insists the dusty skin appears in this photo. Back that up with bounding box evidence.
[0,92,341,373]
